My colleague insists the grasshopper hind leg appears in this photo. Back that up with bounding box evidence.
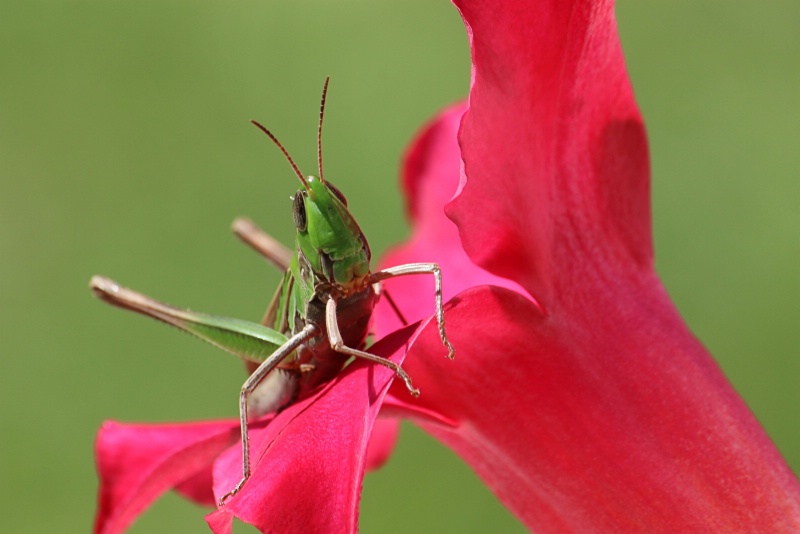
[246,368,299,418]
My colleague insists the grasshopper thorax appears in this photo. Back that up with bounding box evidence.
[293,175,371,292]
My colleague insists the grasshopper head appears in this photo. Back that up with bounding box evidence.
[253,79,370,290]
[293,175,371,289]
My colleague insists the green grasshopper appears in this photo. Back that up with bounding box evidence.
[90,78,454,505]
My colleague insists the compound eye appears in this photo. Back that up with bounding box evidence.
[292,191,307,232]
[325,181,348,207]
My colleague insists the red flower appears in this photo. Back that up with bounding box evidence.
[373,0,800,532]
[94,0,800,532]
[94,324,435,533]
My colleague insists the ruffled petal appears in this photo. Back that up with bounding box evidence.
[375,103,529,336]
[94,419,238,534]
[448,0,651,305]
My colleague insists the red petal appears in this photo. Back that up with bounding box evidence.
[400,286,800,531]
[94,419,238,534]
[364,418,400,471]
[448,0,651,306]
[366,392,461,471]
[174,463,216,507]
[205,323,418,534]
[371,0,800,526]
[376,104,530,336]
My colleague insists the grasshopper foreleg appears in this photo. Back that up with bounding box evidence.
[220,322,319,506]
[369,263,455,360]
[325,298,420,397]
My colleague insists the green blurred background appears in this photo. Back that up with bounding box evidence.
[1,2,798,532]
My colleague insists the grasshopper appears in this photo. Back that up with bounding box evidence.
[90,78,454,505]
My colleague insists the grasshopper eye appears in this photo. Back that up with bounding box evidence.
[325,181,348,207]
[292,191,307,232]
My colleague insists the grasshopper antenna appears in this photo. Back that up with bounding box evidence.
[317,76,330,184]
[251,119,309,188]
